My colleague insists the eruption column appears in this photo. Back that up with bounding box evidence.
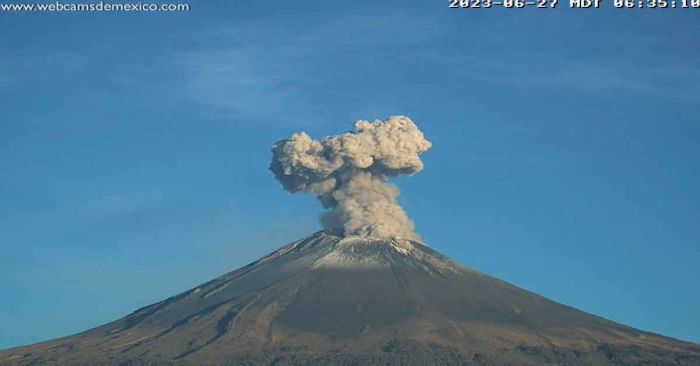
[270,116,431,241]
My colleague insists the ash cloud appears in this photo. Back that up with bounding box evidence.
[269,116,431,241]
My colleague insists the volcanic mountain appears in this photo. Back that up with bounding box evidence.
[2,232,699,365]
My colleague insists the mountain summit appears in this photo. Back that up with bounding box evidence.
[1,232,699,365]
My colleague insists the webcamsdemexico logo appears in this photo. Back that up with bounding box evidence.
[1,1,190,12]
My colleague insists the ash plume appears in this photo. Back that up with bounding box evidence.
[269,116,431,241]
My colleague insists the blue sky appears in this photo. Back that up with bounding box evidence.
[1,0,699,349]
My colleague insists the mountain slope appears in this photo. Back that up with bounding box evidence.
[2,231,699,365]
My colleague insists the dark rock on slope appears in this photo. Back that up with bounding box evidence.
[2,231,699,365]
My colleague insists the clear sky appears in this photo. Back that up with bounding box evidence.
[1,0,699,350]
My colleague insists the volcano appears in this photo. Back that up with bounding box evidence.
[1,231,699,365]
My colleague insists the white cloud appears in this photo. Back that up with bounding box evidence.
[171,14,442,120]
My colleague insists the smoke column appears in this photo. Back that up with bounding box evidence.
[270,116,431,241]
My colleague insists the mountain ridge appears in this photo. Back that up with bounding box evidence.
[2,231,699,366]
